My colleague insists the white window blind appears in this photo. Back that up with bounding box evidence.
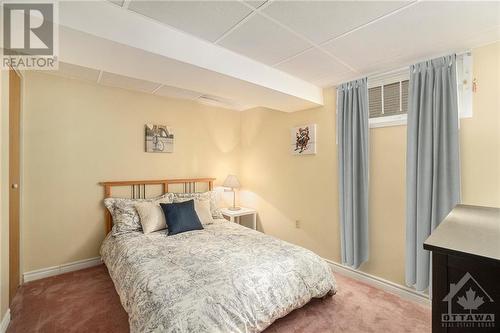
[383,81,404,116]
[366,52,472,128]
[401,80,409,114]
[368,86,382,118]
[367,68,409,128]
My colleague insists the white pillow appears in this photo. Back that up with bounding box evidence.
[194,199,215,225]
[135,200,168,234]
[173,191,223,219]
[104,193,174,236]
[175,198,215,225]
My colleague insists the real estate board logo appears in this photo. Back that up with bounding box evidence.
[442,272,495,329]
[2,1,58,70]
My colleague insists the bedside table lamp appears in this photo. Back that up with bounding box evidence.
[223,175,241,211]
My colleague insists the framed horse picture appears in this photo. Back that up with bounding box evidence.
[291,124,316,155]
[145,124,174,153]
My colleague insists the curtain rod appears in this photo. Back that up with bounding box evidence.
[334,49,471,86]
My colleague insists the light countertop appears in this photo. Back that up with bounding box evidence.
[424,204,500,261]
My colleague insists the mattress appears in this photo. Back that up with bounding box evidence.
[101,219,336,333]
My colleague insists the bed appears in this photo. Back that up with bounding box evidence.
[99,178,337,333]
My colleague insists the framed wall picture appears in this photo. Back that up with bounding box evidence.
[145,124,174,153]
[291,124,316,155]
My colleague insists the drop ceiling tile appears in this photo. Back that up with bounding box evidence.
[154,85,202,100]
[107,0,124,7]
[264,1,409,44]
[275,48,354,83]
[219,14,311,65]
[100,72,159,93]
[46,62,100,82]
[128,1,252,42]
[323,1,500,73]
[312,71,360,88]
[462,25,500,50]
[244,1,267,9]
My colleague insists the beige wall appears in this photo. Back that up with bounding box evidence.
[239,92,340,262]
[460,42,500,206]
[240,42,500,286]
[239,88,409,284]
[1,70,11,319]
[362,125,407,284]
[22,72,241,272]
[19,42,499,288]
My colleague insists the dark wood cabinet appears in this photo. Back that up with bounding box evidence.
[424,205,500,333]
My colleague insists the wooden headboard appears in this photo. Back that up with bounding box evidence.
[99,178,215,234]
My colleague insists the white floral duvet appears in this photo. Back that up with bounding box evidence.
[100,220,336,333]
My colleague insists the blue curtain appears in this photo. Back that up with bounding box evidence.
[406,55,461,291]
[337,78,369,268]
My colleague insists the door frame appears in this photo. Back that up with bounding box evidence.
[8,68,22,304]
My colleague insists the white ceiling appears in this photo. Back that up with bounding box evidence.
[49,61,101,83]
[218,13,312,65]
[42,61,248,110]
[323,1,500,74]
[50,1,499,112]
[116,0,500,87]
[55,1,323,112]
[128,1,253,42]
[262,1,409,45]
[99,71,160,93]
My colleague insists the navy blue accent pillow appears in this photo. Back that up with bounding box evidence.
[160,200,203,236]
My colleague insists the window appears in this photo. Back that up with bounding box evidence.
[369,80,409,118]
[368,70,409,128]
[401,80,409,114]
[367,53,472,128]
[368,86,382,118]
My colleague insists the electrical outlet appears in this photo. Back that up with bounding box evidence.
[295,220,300,228]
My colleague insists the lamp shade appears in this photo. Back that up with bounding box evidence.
[223,175,240,189]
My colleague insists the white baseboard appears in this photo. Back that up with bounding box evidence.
[23,257,102,283]
[324,259,430,306]
[0,309,10,333]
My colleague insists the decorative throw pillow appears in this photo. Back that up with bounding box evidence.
[160,200,204,236]
[173,191,223,219]
[194,199,215,225]
[135,201,168,234]
[104,193,174,236]
[173,198,215,225]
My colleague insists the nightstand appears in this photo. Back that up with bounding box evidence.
[221,207,257,230]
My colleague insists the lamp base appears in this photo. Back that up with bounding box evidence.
[228,206,241,211]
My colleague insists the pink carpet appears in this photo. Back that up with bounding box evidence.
[8,264,430,333]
